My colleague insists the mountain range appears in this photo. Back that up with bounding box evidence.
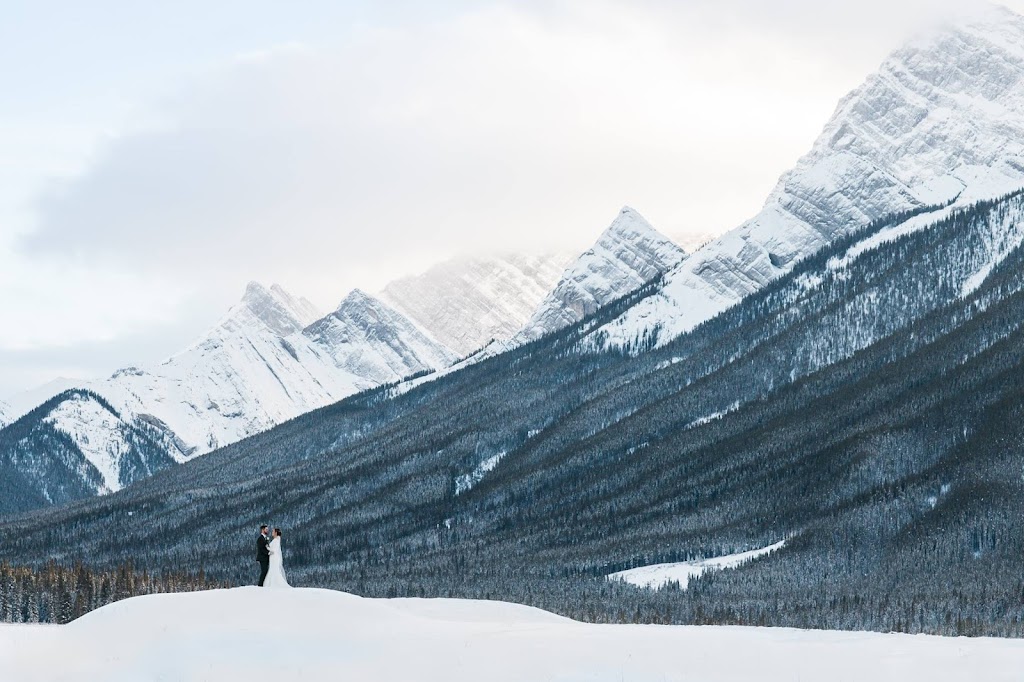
[0,209,685,510]
[4,6,1024,638]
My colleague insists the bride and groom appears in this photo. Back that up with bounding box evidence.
[256,524,290,588]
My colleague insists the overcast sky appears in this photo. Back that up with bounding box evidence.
[1,0,1019,396]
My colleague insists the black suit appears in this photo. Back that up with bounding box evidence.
[256,533,270,586]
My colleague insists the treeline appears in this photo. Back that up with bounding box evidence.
[0,560,228,624]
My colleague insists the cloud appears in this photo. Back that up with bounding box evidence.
[23,0,949,303]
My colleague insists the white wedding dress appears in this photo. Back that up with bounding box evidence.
[264,537,291,588]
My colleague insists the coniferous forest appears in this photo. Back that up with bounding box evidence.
[4,195,1024,635]
[0,561,226,624]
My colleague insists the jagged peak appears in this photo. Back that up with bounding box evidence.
[232,280,321,336]
[241,280,271,302]
[333,288,389,316]
[585,206,686,265]
[599,206,659,241]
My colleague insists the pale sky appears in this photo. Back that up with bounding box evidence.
[1,0,1020,396]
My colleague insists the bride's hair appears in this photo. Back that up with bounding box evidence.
[274,528,282,537]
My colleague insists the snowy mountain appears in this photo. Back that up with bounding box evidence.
[0,283,458,512]
[235,281,322,336]
[0,390,180,514]
[91,282,343,456]
[595,7,1024,349]
[298,289,458,385]
[11,8,1024,641]
[93,283,456,456]
[17,188,1024,635]
[379,253,571,356]
[3,588,1016,682]
[0,401,9,428]
[517,207,685,342]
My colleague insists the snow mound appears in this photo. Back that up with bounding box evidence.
[3,587,1024,681]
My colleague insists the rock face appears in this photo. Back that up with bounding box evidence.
[379,253,571,357]
[596,6,1024,349]
[517,207,685,342]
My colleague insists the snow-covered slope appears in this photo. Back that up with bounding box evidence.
[0,400,9,428]
[0,283,458,508]
[596,7,1024,348]
[85,282,337,456]
[298,289,458,386]
[379,253,570,356]
[517,207,685,341]
[608,540,787,591]
[5,588,1023,682]
[42,392,154,493]
[97,283,456,457]
[0,280,456,509]
[0,390,181,512]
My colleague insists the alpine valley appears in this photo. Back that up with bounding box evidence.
[5,6,1024,640]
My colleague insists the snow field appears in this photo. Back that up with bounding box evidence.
[2,587,1023,682]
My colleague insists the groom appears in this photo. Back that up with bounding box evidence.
[256,524,270,586]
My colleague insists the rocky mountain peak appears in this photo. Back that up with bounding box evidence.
[594,6,1024,351]
[516,207,685,342]
[378,253,571,357]
[236,281,322,337]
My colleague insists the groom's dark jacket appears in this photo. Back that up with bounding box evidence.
[256,533,270,563]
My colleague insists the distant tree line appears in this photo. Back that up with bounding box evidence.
[0,560,227,624]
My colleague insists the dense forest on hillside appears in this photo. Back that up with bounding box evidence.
[4,195,1024,635]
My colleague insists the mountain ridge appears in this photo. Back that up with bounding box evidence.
[516,206,686,342]
[379,252,572,356]
[593,8,1024,350]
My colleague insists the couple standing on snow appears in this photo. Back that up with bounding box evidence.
[255,524,290,588]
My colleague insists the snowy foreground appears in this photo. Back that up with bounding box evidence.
[2,588,1023,682]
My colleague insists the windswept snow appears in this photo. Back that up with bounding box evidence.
[608,540,787,590]
[3,587,1023,682]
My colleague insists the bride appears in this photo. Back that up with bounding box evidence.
[264,528,291,588]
